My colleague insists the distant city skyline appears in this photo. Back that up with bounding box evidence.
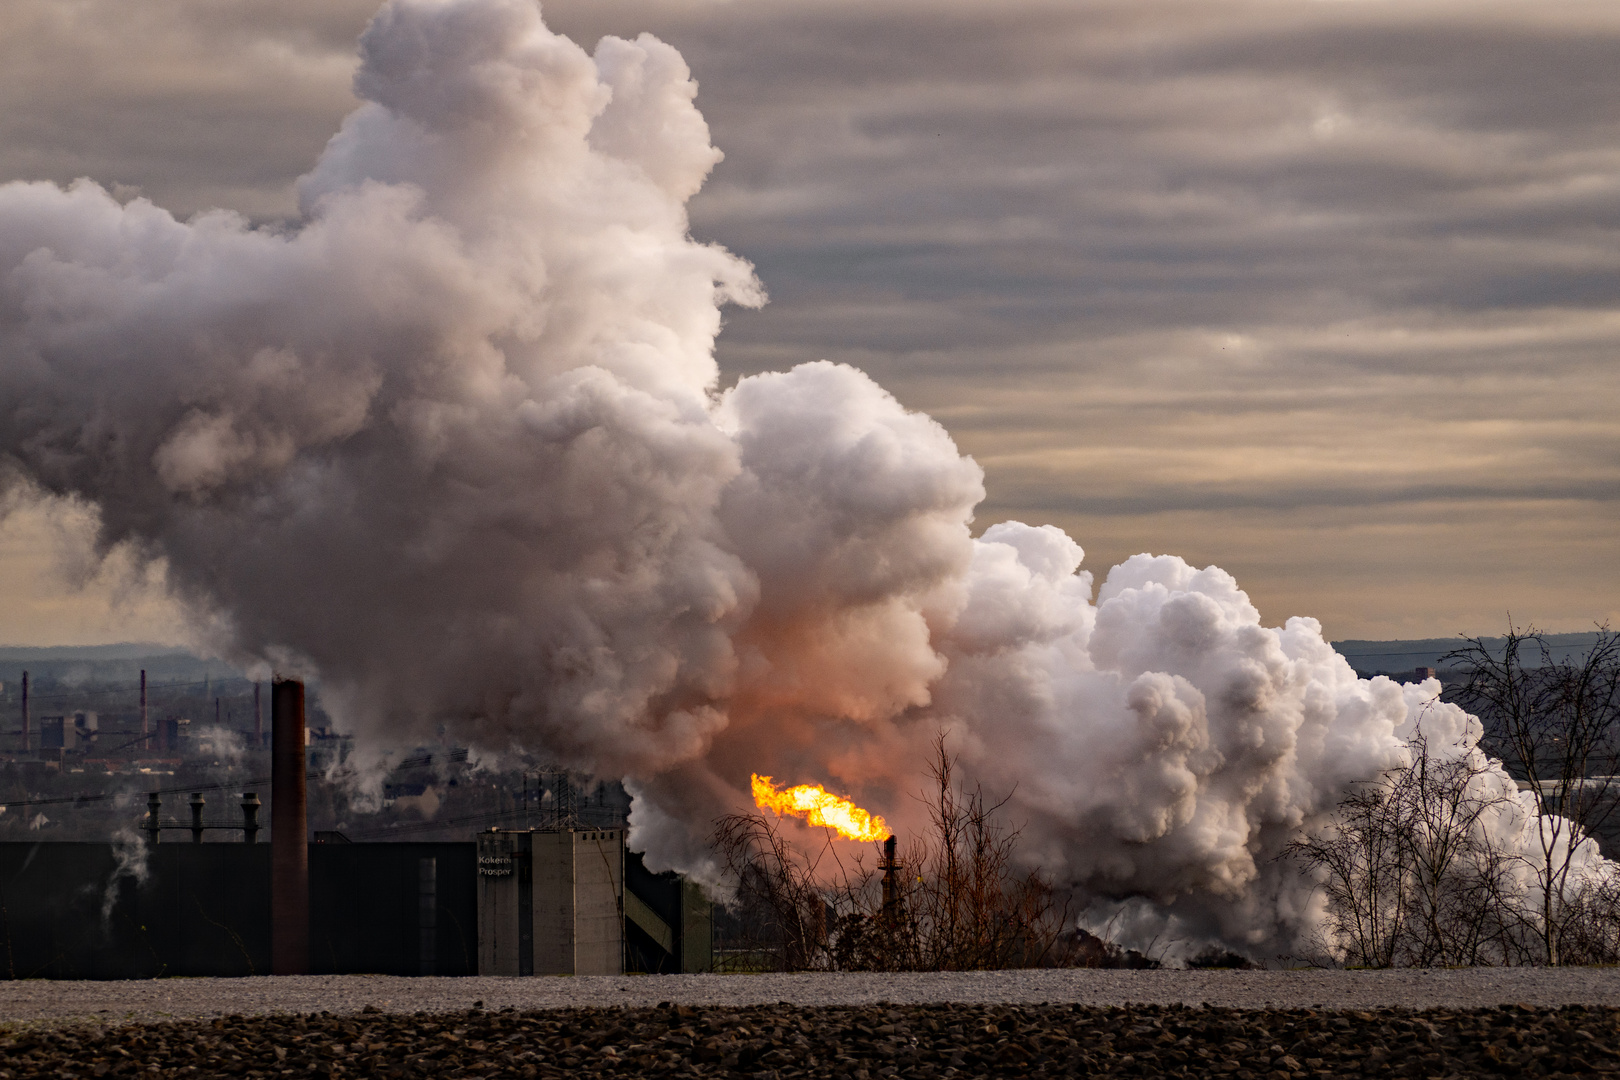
[0,0,1616,644]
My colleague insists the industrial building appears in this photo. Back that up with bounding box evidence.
[0,834,709,979]
[0,678,710,979]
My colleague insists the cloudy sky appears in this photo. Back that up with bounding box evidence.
[1,0,1616,644]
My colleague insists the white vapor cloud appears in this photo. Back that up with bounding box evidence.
[0,0,1612,960]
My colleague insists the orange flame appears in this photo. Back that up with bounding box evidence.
[751,773,890,842]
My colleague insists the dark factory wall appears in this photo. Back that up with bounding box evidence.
[309,842,477,977]
[0,842,271,979]
[0,841,475,979]
[625,849,712,974]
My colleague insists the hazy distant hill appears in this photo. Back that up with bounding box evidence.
[0,634,1606,694]
[0,644,194,662]
[0,644,243,688]
[1331,632,1606,675]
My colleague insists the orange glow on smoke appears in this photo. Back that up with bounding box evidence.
[751,773,890,842]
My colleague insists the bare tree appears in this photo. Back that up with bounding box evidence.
[1395,746,1526,967]
[1443,624,1620,964]
[1287,731,1526,967]
[1289,769,1412,967]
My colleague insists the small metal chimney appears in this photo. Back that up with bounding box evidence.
[271,677,309,975]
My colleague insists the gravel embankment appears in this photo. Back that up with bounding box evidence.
[5,969,1620,1024]
[3,1000,1618,1079]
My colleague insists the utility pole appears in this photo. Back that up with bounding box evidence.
[254,682,262,748]
[140,669,147,751]
[19,670,27,752]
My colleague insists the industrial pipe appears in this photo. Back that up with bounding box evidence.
[271,677,309,975]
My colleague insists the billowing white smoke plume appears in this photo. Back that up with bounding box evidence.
[0,0,1609,960]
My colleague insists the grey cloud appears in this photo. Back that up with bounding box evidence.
[0,0,375,218]
[987,478,1620,518]
[1,0,1616,635]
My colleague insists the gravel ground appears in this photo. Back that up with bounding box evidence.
[4,968,1620,1024]
[6,970,1620,1080]
[2,1000,1617,1079]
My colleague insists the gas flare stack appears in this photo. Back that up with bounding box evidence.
[880,834,902,923]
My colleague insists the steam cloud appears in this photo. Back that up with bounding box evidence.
[0,0,1610,960]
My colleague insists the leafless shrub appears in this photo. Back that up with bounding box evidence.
[1557,875,1620,966]
[905,736,1078,969]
